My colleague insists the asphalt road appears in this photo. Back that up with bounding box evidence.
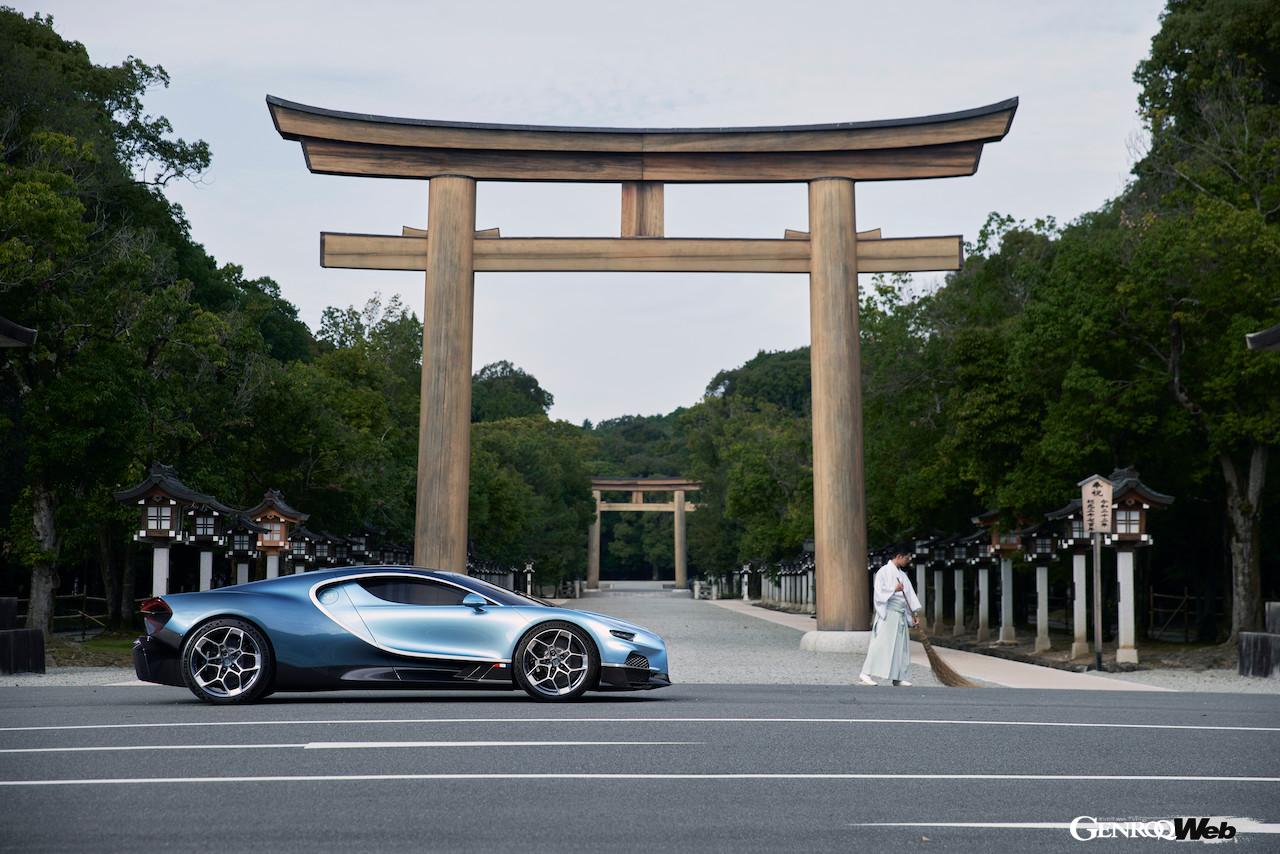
[1,684,1277,853]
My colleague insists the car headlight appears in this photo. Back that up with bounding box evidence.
[610,629,636,641]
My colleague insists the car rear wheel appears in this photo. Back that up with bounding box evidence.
[181,618,273,704]
[513,622,599,701]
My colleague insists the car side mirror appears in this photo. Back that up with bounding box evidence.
[462,593,487,611]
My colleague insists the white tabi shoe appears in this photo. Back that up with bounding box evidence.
[858,674,877,686]
[892,680,913,687]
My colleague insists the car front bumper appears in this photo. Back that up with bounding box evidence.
[597,666,671,690]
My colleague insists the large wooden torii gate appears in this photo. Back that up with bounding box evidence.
[268,95,1017,643]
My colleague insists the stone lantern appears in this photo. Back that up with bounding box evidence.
[963,529,995,641]
[315,531,346,567]
[973,510,1025,643]
[1047,499,1091,659]
[909,535,936,627]
[347,527,380,565]
[114,464,239,595]
[331,534,351,565]
[923,535,953,633]
[246,490,309,579]
[179,498,242,591]
[1104,467,1173,664]
[287,526,319,574]
[948,536,972,638]
[1020,521,1059,653]
[226,516,268,585]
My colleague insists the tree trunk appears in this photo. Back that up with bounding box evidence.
[25,482,61,638]
[98,525,120,629]
[120,539,137,625]
[1220,445,1268,639]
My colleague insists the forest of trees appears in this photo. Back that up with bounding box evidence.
[2,1,1277,638]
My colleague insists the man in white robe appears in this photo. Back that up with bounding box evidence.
[859,550,922,686]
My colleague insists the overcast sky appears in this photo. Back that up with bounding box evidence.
[21,1,1165,425]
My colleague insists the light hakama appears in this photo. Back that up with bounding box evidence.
[860,561,922,682]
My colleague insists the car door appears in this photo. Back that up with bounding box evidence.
[339,575,510,662]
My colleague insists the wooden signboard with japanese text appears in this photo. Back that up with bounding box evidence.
[1080,475,1113,535]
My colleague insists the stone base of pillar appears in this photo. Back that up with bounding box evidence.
[1070,641,1091,659]
[976,626,989,642]
[1116,647,1138,664]
[998,626,1017,643]
[1035,636,1051,653]
[800,630,871,654]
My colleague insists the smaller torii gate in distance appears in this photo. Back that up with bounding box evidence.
[588,478,701,591]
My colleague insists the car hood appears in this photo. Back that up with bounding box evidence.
[552,607,655,638]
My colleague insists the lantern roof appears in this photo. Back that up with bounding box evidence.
[246,489,309,523]
[0,315,37,348]
[1045,498,1081,521]
[1014,519,1058,538]
[113,463,238,514]
[1108,467,1174,508]
[289,525,320,542]
[226,514,269,535]
[318,530,350,545]
[971,509,1000,526]
[959,529,988,546]
[1246,321,1280,352]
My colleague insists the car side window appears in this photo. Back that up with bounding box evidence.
[357,578,468,606]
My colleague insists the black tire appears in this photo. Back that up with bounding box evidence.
[512,621,600,702]
[180,618,275,705]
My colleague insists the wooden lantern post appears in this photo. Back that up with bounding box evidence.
[268,95,1016,647]
[964,530,994,641]
[1103,467,1173,665]
[1021,523,1059,653]
[247,490,308,580]
[1048,500,1092,659]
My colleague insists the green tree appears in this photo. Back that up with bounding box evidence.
[471,360,553,422]
[469,417,595,582]
[1129,0,1280,634]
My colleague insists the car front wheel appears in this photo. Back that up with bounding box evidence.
[513,621,599,701]
[180,618,274,704]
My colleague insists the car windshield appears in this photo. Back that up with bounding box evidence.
[443,573,550,607]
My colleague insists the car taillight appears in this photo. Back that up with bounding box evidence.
[140,597,172,634]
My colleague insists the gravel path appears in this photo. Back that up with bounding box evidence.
[1096,668,1280,694]
[0,667,138,688]
[578,596,942,686]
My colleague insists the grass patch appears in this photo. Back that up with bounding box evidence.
[47,630,138,667]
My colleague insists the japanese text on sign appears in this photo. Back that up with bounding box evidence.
[1080,476,1113,535]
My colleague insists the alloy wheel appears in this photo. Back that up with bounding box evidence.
[520,627,589,696]
[189,625,262,698]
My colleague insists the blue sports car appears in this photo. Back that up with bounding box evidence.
[133,566,670,704]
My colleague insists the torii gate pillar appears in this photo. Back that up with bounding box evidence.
[414,176,477,571]
[805,178,868,643]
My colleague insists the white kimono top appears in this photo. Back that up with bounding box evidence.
[872,560,922,622]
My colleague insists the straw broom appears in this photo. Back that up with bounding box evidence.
[911,618,977,688]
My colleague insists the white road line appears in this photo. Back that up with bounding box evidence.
[850,819,1280,834]
[303,741,693,749]
[0,773,1277,787]
[0,740,695,755]
[1,717,1275,734]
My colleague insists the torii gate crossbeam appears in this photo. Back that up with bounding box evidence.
[268,95,1017,646]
